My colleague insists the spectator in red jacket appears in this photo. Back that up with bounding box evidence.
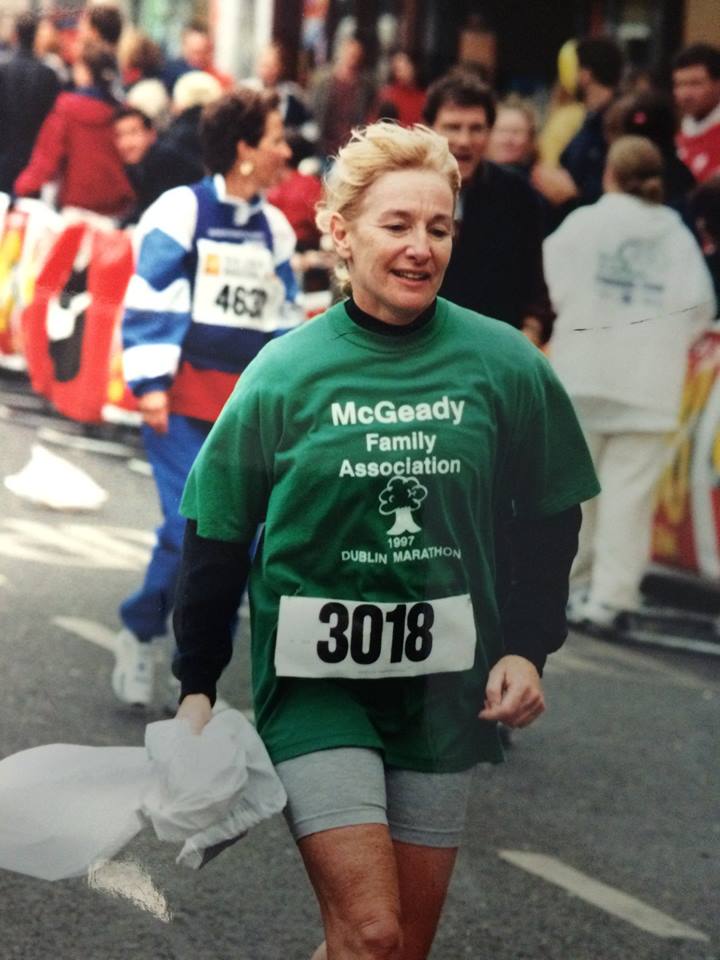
[673,43,720,183]
[14,40,134,219]
[374,50,426,127]
[267,133,322,250]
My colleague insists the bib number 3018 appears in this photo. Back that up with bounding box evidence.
[275,593,476,679]
[319,601,433,665]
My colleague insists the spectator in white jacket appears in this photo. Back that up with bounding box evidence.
[543,135,716,629]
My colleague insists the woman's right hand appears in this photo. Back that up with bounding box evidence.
[531,163,578,206]
[175,693,213,734]
[138,390,169,434]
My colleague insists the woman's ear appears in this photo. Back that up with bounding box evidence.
[329,211,352,260]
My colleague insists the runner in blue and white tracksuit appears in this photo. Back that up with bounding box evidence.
[112,87,300,708]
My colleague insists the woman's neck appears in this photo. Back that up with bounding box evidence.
[345,297,436,336]
[224,168,260,200]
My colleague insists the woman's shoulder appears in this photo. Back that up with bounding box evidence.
[49,90,76,114]
[442,298,543,362]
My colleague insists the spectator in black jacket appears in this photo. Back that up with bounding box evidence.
[690,174,720,303]
[532,37,624,217]
[163,70,222,171]
[113,106,204,223]
[0,13,60,194]
[604,89,697,226]
[425,69,554,345]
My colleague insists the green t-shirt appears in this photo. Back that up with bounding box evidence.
[181,298,599,772]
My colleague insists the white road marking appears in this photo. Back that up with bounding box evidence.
[0,520,152,569]
[52,618,255,722]
[54,617,117,653]
[37,426,139,459]
[88,859,172,923]
[63,524,152,566]
[499,850,709,941]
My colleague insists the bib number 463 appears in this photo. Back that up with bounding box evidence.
[318,601,433,665]
[214,283,268,320]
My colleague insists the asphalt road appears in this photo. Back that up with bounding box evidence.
[0,392,718,960]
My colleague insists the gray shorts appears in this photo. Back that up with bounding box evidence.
[275,747,475,848]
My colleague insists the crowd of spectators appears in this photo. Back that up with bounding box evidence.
[0,3,720,242]
[1,5,720,633]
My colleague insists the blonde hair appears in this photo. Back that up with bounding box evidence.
[497,93,538,138]
[172,70,223,112]
[607,135,664,204]
[316,121,460,294]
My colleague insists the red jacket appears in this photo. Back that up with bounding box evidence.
[267,170,323,250]
[14,90,134,217]
[676,122,720,183]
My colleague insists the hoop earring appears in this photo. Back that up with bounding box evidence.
[239,160,255,176]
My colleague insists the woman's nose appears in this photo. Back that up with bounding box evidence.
[407,231,431,258]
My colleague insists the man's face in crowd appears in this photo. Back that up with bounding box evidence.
[432,103,491,185]
[336,38,363,74]
[257,46,282,87]
[114,115,156,166]
[183,29,213,71]
[673,64,720,121]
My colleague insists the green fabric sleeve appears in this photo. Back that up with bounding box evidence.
[510,352,600,517]
[180,375,277,542]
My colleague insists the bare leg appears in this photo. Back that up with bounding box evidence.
[392,840,458,960]
[299,826,459,960]
[299,823,403,959]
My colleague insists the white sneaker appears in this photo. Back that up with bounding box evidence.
[580,599,621,634]
[112,629,156,707]
[566,585,589,626]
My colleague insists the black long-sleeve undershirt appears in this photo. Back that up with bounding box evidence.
[173,504,581,702]
[173,298,581,701]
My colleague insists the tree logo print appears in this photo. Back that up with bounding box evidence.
[378,477,428,534]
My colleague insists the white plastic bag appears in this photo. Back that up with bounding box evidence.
[0,744,151,881]
[0,711,286,880]
[141,710,287,869]
[4,444,108,511]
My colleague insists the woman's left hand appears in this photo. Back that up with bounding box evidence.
[478,655,545,728]
[175,693,213,735]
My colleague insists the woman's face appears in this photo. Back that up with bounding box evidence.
[243,110,291,190]
[331,168,454,325]
[487,108,534,165]
[391,53,415,87]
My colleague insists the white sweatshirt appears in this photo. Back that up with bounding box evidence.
[543,192,716,431]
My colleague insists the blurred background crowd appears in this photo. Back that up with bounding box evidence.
[2,0,720,636]
[0,1,719,244]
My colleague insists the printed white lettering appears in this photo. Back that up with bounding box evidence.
[365,432,437,455]
[338,457,461,478]
[331,397,466,428]
[375,400,397,424]
[392,546,463,562]
[332,402,357,426]
[341,549,388,565]
[450,399,465,425]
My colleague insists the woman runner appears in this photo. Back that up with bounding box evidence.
[173,121,599,960]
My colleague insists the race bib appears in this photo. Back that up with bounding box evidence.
[275,594,476,679]
[193,238,285,331]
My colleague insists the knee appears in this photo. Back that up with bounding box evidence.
[350,911,403,960]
